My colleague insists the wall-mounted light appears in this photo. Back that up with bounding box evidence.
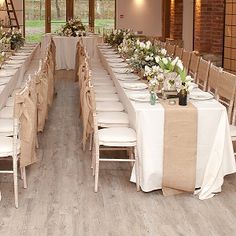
[0,0,5,7]
[135,0,144,8]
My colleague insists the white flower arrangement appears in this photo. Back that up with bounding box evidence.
[175,68,194,93]
[56,18,86,37]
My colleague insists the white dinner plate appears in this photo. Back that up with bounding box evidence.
[14,52,31,56]
[107,58,124,63]
[190,82,198,89]
[129,93,152,102]
[103,51,118,55]
[21,46,35,50]
[17,49,32,53]
[98,44,112,49]
[0,85,5,92]
[109,62,129,68]
[122,82,148,90]
[189,91,214,100]
[5,60,24,65]
[100,48,116,52]
[10,55,28,60]
[0,77,11,85]
[2,64,21,69]
[113,68,133,74]
[0,69,17,77]
[116,74,140,81]
[104,54,121,59]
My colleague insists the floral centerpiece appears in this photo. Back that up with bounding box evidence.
[0,51,5,64]
[56,18,86,37]
[0,28,25,50]
[104,29,134,47]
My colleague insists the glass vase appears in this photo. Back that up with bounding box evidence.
[178,89,187,106]
[150,91,157,105]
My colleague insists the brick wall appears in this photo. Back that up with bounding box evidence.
[194,0,224,56]
[170,0,183,40]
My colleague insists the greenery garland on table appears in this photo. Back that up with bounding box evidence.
[104,29,193,94]
[56,18,86,37]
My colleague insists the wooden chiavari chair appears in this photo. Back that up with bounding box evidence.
[166,43,176,57]
[207,64,222,96]
[195,58,211,91]
[182,50,191,72]
[217,71,236,122]
[188,52,200,80]
[88,82,140,193]
[174,46,183,59]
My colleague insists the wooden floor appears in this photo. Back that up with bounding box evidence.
[1,70,236,236]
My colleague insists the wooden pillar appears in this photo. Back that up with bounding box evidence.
[45,0,51,33]
[89,0,95,30]
[162,0,170,40]
[66,0,74,21]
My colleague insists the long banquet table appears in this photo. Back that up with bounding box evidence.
[41,34,103,70]
[0,44,40,110]
[98,47,236,200]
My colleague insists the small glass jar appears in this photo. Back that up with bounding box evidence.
[150,91,157,105]
[178,88,187,106]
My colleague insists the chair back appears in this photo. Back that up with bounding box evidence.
[207,64,222,95]
[217,71,236,122]
[14,77,37,167]
[166,43,176,56]
[174,46,183,59]
[196,58,211,91]
[182,50,191,72]
[189,52,200,79]
[231,95,236,125]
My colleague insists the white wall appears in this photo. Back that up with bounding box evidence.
[183,0,194,51]
[116,0,162,36]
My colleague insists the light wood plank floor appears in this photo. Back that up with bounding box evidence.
[1,70,236,236]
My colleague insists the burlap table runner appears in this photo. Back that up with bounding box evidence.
[160,100,198,196]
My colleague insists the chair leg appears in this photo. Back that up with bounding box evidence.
[134,146,140,192]
[128,148,134,168]
[91,141,95,176]
[13,157,18,208]
[36,135,39,149]
[94,152,100,193]
[21,167,27,189]
[89,133,93,151]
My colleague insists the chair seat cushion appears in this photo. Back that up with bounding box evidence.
[0,136,20,157]
[94,86,117,94]
[0,106,13,119]
[95,93,119,102]
[230,125,236,137]
[0,118,13,135]
[97,112,129,127]
[96,101,124,112]
[98,127,136,146]
[6,97,14,107]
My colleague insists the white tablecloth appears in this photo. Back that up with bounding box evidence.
[98,48,236,200]
[0,44,40,110]
[41,34,103,70]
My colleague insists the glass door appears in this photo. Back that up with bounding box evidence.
[51,0,66,33]
[25,0,45,42]
[74,0,89,28]
[95,0,115,34]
